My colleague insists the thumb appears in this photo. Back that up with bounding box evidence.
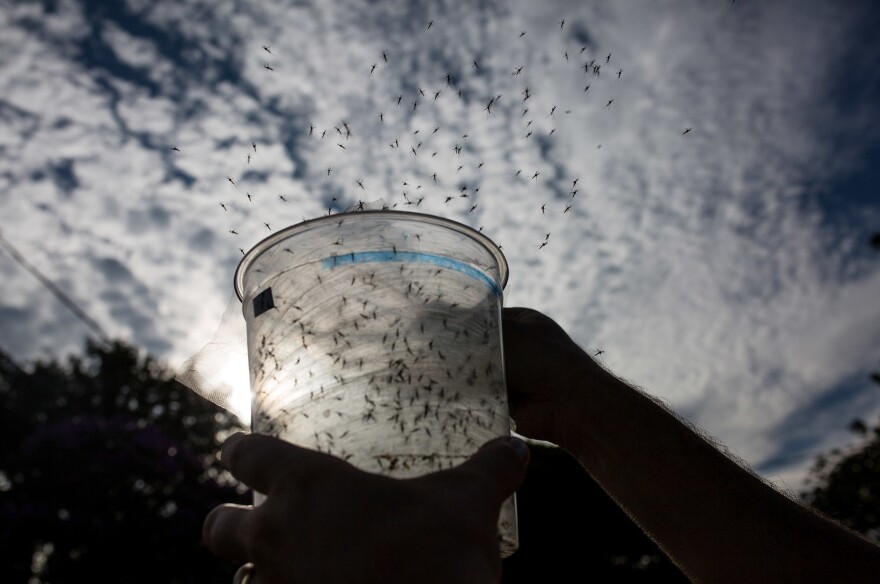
[458,436,530,505]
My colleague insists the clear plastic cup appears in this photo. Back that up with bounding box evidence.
[234,210,517,556]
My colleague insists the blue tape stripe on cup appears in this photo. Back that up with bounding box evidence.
[321,251,502,298]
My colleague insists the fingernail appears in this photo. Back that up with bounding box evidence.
[507,436,530,464]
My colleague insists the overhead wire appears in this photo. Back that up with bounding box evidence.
[0,228,111,345]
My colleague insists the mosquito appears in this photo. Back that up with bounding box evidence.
[564,204,572,213]
[220,202,227,211]
[682,128,692,135]
[229,229,239,235]
[262,45,273,55]
[263,64,274,71]
[559,19,565,29]
[531,171,540,181]
[171,146,181,152]
[595,349,605,356]
[226,176,237,187]
[264,223,271,230]
[396,94,403,106]
[379,112,384,123]
[605,99,614,108]
[326,167,333,176]
[370,63,377,75]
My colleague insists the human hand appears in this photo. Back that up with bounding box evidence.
[502,307,599,447]
[203,432,529,584]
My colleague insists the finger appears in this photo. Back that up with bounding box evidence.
[233,563,255,584]
[202,504,257,563]
[456,436,530,506]
[501,315,545,392]
[502,306,549,325]
[222,432,349,494]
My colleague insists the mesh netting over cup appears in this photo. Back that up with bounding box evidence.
[175,293,251,424]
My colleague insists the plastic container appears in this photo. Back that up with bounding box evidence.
[234,210,517,556]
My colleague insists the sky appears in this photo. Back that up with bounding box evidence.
[1,0,879,491]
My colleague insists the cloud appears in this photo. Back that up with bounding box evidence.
[1,0,879,492]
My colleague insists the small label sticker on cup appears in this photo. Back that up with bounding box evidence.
[253,287,275,317]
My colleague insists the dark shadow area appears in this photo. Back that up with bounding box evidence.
[502,444,689,583]
[2,332,879,581]
[0,340,248,583]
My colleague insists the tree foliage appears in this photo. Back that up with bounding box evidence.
[800,364,880,542]
[799,235,880,541]
[0,339,248,583]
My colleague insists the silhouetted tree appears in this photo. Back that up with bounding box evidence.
[0,339,248,583]
[799,231,880,541]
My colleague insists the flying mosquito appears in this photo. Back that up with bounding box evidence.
[262,45,273,55]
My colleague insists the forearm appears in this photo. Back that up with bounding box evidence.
[560,365,880,583]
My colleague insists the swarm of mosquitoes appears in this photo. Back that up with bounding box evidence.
[172,18,694,490]
[170,17,692,256]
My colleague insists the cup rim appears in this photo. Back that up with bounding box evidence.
[233,210,509,301]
